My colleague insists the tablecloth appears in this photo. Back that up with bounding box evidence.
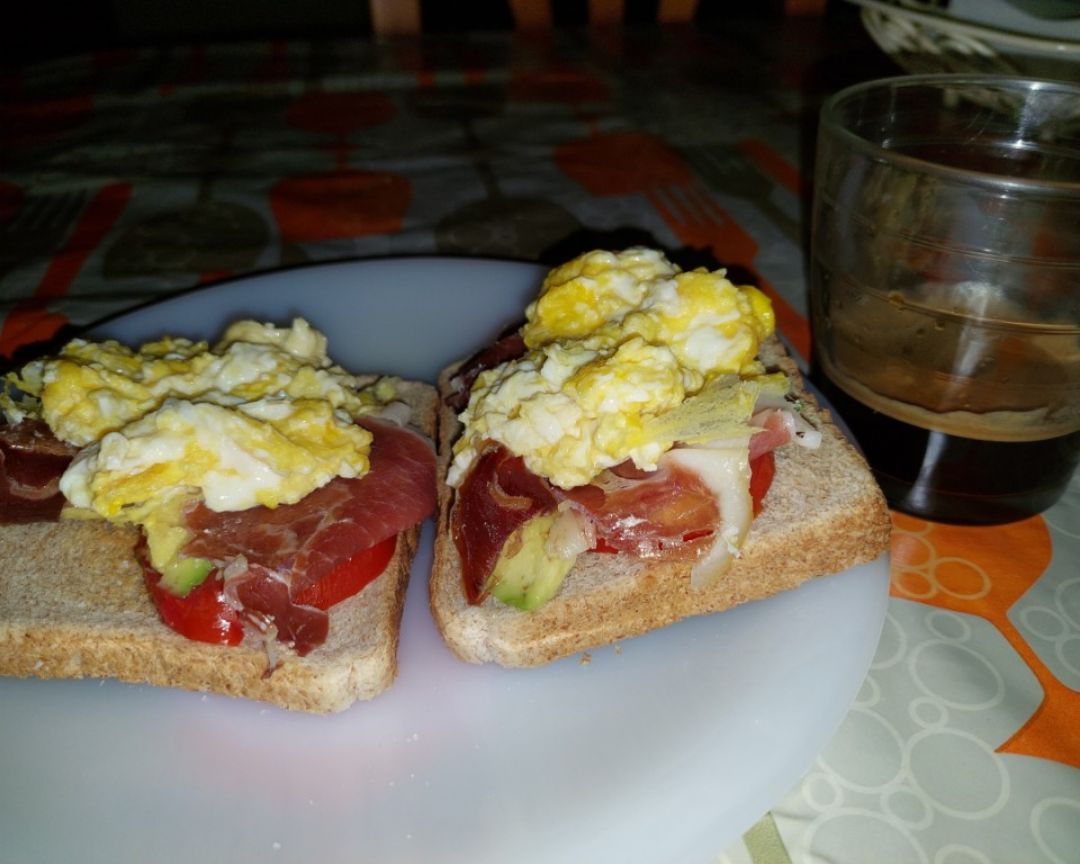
[2,12,1078,864]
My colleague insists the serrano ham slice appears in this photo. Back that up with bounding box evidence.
[181,416,437,655]
[184,417,435,590]
[452,441,558,603]
[450,415,799,606]
[444,326,527,412]
[2,411,434,657]
[0,420,78,523]
[451,443,722,602]
[228,564,331,656]
[561,460,719,558]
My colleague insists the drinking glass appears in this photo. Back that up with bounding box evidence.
[810,74,1080,524]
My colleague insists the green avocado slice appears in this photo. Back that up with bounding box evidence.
[159,556,214,597]
[490,513,577,611]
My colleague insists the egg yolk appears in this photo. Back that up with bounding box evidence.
[4,318,394,572]
[450,248,780,489]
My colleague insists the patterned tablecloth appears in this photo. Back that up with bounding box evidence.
[2,14,1078,864]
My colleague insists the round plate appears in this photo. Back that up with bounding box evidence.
[0,258,890,864]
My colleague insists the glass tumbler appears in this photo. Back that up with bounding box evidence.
[810,75,1080,524]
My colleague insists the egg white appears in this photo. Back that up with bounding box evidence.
[6,318,390,572]
[450,248,779,489]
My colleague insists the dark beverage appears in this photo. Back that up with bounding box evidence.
[813,371,1080,525]
[809,256,1080,525]
[809,75,1080,524]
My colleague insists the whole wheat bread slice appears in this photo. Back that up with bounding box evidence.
[430,339,891,666]
[0,379,437,713]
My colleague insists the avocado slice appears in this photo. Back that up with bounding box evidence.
[490,513,577,611]
[159,556,214,597]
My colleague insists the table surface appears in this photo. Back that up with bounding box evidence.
[2,12,1078,864]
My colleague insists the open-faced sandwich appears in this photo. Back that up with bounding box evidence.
[0,318,436,712]
[432,248,891,666]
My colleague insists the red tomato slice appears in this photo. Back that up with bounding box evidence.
[144,567,244,647]
[749,450,775,515]
[588,451,776,551]
[592,536,620,554]
[292,534,397,610]
[142,535,397,645]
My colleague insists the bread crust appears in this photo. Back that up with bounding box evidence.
[0,378,438,713]
[431,339,892,666]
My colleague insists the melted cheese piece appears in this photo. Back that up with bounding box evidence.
[664,446,753,587]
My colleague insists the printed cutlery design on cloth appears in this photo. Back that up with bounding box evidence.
[414,75,581,260]
[0,188,89,286]
[101,93,268,284]
[0,183,130,357]
[270,90,411,264]
[681,141,802,247]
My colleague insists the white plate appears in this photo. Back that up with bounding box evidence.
[0,258,890,864]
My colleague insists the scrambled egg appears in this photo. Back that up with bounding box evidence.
[449,248,778,489]
[3,318,392,570]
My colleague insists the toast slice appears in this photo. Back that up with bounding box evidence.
[431,339,891,666]
[0,378,437,713]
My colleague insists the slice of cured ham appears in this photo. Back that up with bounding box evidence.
[748,407,798,460]
[181,416,436,655]
[228,563,331,653]
[451,443,721,603]
[452,441,558,603]
[561,459,719,558]
[0,420,78,523]
[451,414,799,605]
[1,412,434,656]
[445,326,526,412]
[184,417,435,591]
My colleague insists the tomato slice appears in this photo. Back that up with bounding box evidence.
[144,566,244,647]
[292,534,397,610]
[749,450,775,515]
[591,536,620,554]
[141,535,397,646]
[588,451,776,552]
